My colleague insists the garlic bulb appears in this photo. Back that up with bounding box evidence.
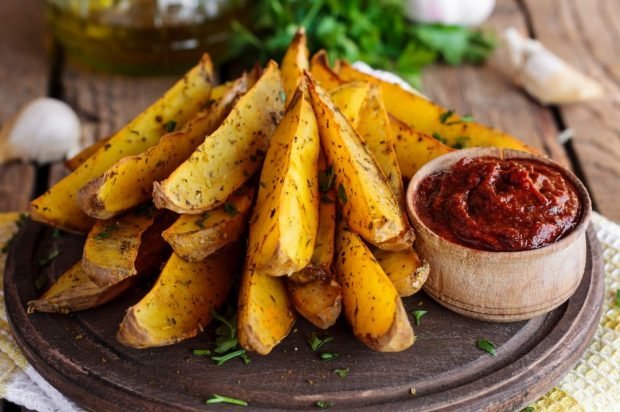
[404,0,496,26]
[502,28,604,105]
[0,97,82,164]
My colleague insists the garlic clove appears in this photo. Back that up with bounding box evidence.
[0,97,82,165]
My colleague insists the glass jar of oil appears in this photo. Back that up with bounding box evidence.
[45,0,248,75]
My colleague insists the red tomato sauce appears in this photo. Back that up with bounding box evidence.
[415,156,582,252]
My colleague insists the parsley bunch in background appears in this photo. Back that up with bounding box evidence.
[227,0,495,88]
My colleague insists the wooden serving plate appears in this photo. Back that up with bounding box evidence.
[5,220,604,411]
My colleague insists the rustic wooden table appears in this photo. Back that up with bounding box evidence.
[0,0,617,410]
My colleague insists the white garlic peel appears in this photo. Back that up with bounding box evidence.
[404,0,496,27]
[0,97,82,165]
[502,28,604,105]
[351,61,428,99]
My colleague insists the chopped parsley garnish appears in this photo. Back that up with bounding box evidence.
[318,165,335,192]
[308,332,333,351]
[315,400,333,409]
[451,136,471,149]
[38,247,60,267]
[224,202,239,217]
[439,110,454,124]
[164,120,177,133]
[337,183,348,205]
[195,212,210,229]
[521,407,534,412]
[320,352,338,361]
[192,349,211,356]
[412,310,427,326]
[94,223,119,240]
[477,338,497,356]
[333,368,349,378]
[279,91,287,103]
[615,290,620,308]
[432,132,448,145]
[206,394,248,407]
[194,309,251,365]
[211,349,249,366]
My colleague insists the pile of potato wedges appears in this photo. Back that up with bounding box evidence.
[27,29,533,354]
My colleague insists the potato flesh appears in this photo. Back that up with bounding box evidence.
[27,261,132,314]
[82,209,157,287]
[238,265,295,355]
[117,251,235,348]
[78,80,246,219]
[307,75,408,247]
[247,85,320,276]
[335,226,414,351]
[162,188,255,262]
[153,61,284,214]
[30,55,215,233]
[390,116,454,179]
[374,248,430,297]
[338,61,534,152]
[287,278,341,329]
[281,28,309,106]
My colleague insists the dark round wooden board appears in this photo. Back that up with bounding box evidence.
[5,220,604,411]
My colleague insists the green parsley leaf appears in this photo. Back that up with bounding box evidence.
[337,183,348,204]
[439,110,454,124]
[280,90,286,102]
[320,352,338,361]
[477,338,497,356]
[319,165,335,192]
[211,349,248,366]
[308,332,333,351]
[164,120,177,133]
[38,247,60,267]
[432,132,448,145]
[521,407,535,412]
[192,349,211,356]
[615,290,620,308]
[412,310,427,326]
[206,394,248,407]
[94,223,119,240]
[316,400,333,409]
[195,212,209,229]
[224,202,239,217]
[451,136,471,149]
[333,368,349,378]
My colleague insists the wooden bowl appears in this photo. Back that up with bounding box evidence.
[406,147,592,322]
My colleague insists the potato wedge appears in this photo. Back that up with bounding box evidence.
[78,78,249,219]
[162,187,255,262]
[27,261,132,314]
[153,61,284,214]
[287,278,341,329]
[329,81,371,124]
[82,207,170,287]
[338,61,534,152]
[281,28,309,106]
[374,248,430,297]
[65,136,112,171]
[238,265,295,355]
[390,116,454,179]
[335,226,414,352]
[30,55,215,232]
[307,73,410,250]
[310,50,345,90]
[117,248,238,348]
[247,81,320,276]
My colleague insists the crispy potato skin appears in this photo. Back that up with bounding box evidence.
[117,249,237,348]
[247,83,320,276]
[65,136,112,171]
[281,28,309,106]
[153,61,285,214]
[27,261,132,314]
[163,188,255,262]
[30,55,215,233]
[238,265,295,355]
[307,73,409,249]
[374,248,430,297]
[82,208,170,287]
[390,116,454,179]
[287,278,341,329]
[78,79,248,219]
[338,61,535,153]
[310,50,345,90]
[335,226,414,352]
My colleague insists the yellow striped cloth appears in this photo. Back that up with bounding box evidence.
[0,212,618,411]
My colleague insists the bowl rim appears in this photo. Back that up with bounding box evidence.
[405,147,592,259]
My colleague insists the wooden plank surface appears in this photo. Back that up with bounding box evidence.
[422,0,569,166]
[0,0,46,211]
[524,0,620,220]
